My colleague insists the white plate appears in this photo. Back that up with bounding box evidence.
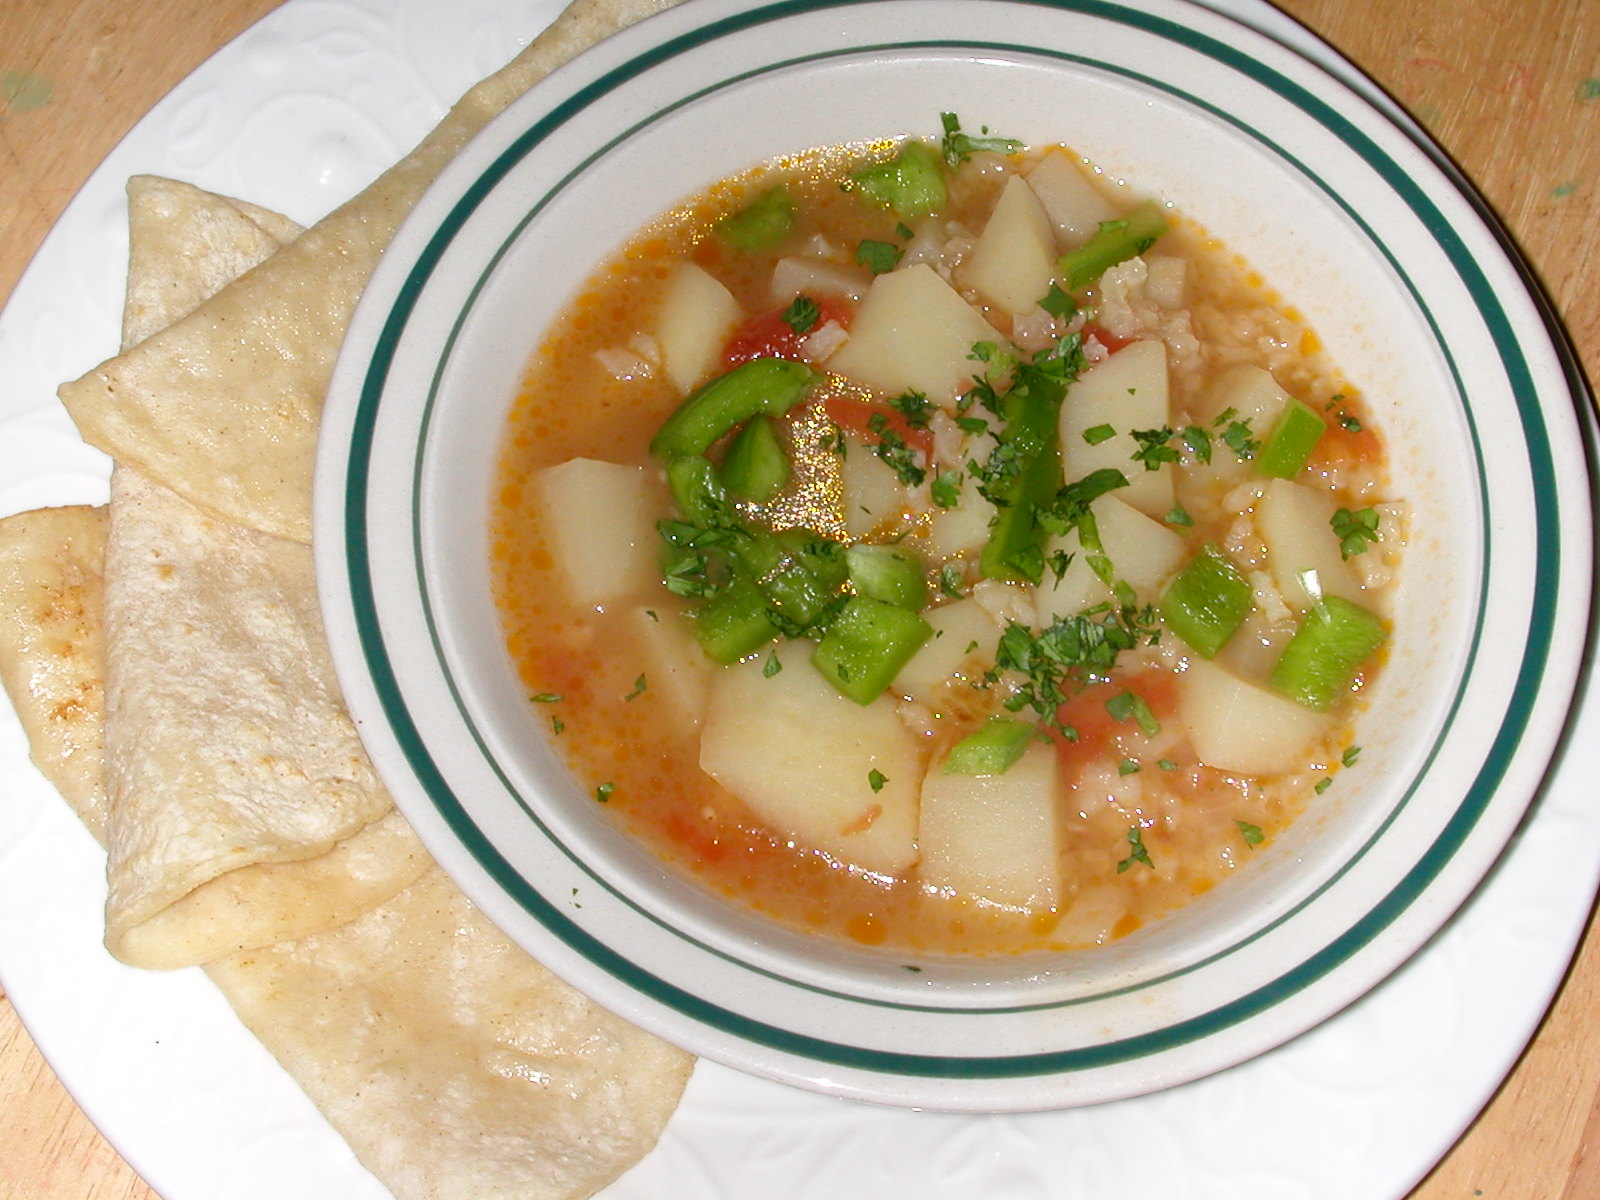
[0,0,1595,1194]
[316,0,1590,1114]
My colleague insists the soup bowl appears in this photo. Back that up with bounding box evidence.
[315,0,1592,1110]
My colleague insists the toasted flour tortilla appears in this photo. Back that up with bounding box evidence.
[59,0,686,542]
[100,178,428,969]
[209,866,693,1200]
[0,155,694,1196]
[0,505,110,842]
[0,506,692,1200]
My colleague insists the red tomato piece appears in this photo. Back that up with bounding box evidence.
[1049,670,1177,777]
[822,395,935,458]
[1082,323,1137,355]
[724,295,852,367]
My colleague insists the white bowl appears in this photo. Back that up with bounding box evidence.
[315,0,1593,1111]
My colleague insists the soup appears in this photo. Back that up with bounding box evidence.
[491,117,1399,956]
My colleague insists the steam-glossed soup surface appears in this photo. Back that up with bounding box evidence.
[491,126,1400,957]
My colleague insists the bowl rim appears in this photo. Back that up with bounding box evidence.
[315,0,1594,1110]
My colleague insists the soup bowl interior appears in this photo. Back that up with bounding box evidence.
[318,0,1586,1110]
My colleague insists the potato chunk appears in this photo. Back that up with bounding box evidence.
[1059,339,1174,517]
[964,174,1058,314]
[699,651,921,875]
[1177,655,1329,775]
[825,263,1004,404]
[1256,478,1364,608]
[919,741,1059,908]
[1024,148,1120,248]
[1033,493,1187,626]
[656,262,741,394]
[532,459,662,607]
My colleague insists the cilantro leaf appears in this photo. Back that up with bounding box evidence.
[939,111,1024,166]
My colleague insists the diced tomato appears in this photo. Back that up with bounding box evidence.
[724,294,853,367]
[1310,417,1383,469]
[1049,670,1178,777]
[1082,323,1137,355]
[821,395,936,458]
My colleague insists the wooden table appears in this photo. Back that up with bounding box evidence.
[2,0,1597,1196]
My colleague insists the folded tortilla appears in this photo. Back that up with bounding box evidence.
[0,505,692,1200]
[59,0,685,542]
[0,159,693,1195]
[99,177,428,969]
[0,505,110,842]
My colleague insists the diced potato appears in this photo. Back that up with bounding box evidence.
[699,650,921,875]
[1023,148,1120,249]
[1194,362,1290,430]
[1095,492,1188,596]
[919,741,1059,908]
[1033,493,1187,626]
[922,424,998,558]
[1177,655,1330,775]
[923,487,994,559]
[621,607,711,734]
[825,263,1005,404]
[770,256,871,304]
[963,174,1058,314]
[532,459,662,607]
[1033,532,1111,625]
[656,262,741,394]
[840,442,910,538]
[894,597,1003,705]
[1256,478,1365,608]
[1059,339,1174,517]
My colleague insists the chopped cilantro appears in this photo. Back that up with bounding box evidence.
[931,469,963,509]
[1083,423,1117,446]
[989,605,1158,734]
[1216,410,1259,460]
[551,716,564,735]
[888,389,934,427]
[867,412,927,485]
[1164,505,1194,528]
[624,673,647,701]
[1106,689,1161,737]
[1236,819,1265,846]
[939,111,1024,166]
[1117,824,1154,872]
[763,653,783,678]
[1331,506,1381,559]
[1040,282,1078,320]
[856,239,903,274]
[1182,424,1213,464]
[868,768,888,793]
[938,563,966,597]
[596,782,615,803]
[1130,426,1181,471]
[781,295,821,334]
[1118,758,1141,776]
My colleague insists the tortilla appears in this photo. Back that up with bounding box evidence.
[209,866,693,1200]
[0,157,692,1195]
[58,0,686,542]
[0,505,110,842]
[121,174,303,349]
[98,180,429,969]
[0,505,692,1200]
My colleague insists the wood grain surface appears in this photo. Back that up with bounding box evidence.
[1,1,1596,1197]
